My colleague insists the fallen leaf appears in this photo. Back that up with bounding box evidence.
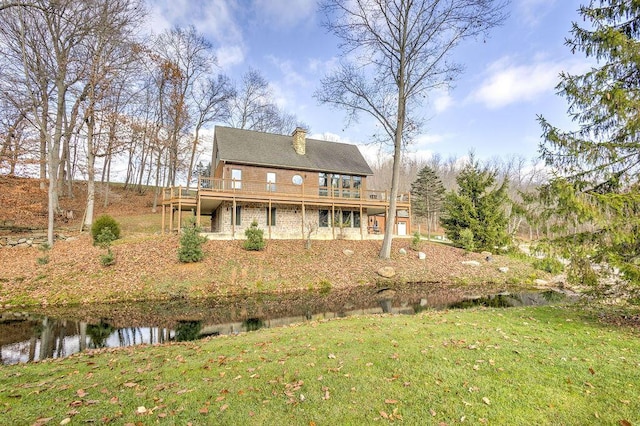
[123,382,137,388]
[199,407,208,414]
[380,411,389,419]
[430,409,436,416]
[322,387,330,400]
[619,420,631,426]
[59,419,71,425]
[76,389,87,398]
[220,404,229,412]
[385,399,398,404]
[482,397,491,405]
[328,354,336,359]
[589,367,596,375]
[136,406,147,414]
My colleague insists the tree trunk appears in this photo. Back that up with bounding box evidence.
[84,117,95,231]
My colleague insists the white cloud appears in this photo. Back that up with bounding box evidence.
[216,45,245,69]
[517,0,558,27]
[432,91,454,113]
[145,0,246,68]
[253,0,316,28]
[468,55,591,109]
[267,56,311,88]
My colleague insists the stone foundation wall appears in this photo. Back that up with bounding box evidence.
[209,202,369,240]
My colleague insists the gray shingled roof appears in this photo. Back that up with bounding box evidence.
[214,126,373,176]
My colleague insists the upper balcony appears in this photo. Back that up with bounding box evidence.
[163,177,410,212]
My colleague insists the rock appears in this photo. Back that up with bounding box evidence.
[343,249,354,256]
[481,251,492,257]
[7,239,17,245]
[377,266,396,278]
[418,252,426,260]
[399,248,407,255]
[485,255,493,262]
[17,238,27,244]
[420,298,428,307]
[498,267,509,273]
[461,260,481,267]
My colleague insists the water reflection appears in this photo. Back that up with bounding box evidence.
[0,286,573,365]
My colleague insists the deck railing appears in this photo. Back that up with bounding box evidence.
[163,178,410,204]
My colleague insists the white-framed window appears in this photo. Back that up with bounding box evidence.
[267,172,276,191]
[231,169,242,189]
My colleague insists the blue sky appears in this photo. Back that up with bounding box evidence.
[146,0,589,164]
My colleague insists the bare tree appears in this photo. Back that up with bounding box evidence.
[227,68,281,132]
[186,74,234,188]
[316,0,508,259]
[153,25,215,186]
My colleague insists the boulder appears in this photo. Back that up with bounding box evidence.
[461,260,481,267]
[498,267,509,273]
[343,249,354,256]
[377,266,396,278]
[418,252,426,260]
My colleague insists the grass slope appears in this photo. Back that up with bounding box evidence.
[1,306,638,425]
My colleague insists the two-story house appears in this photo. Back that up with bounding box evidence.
[162,126,411,239]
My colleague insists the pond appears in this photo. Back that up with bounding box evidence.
[0,285,574,365]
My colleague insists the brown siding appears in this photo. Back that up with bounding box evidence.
[221,163,368,198]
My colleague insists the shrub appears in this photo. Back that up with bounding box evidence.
[36,242,50,266]
[91,215,120,245]
[533,257,565,274]
[459,228,475,252]
[411,231,421,250]
[100,249,116,267]
[244,220,265,251]
[178,220,207,263]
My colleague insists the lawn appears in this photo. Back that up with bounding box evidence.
[1,305,638,425]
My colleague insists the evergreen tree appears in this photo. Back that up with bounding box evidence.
[178,219,207,263]
[538,0,640,284]
[410,166,445,240]
[440,156,509,252]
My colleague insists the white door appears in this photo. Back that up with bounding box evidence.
[397,222,407,236]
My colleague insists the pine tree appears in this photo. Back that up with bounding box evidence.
[410,166,445,240]
[538,0,640,284]
[440,156,509,252]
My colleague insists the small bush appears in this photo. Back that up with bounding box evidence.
[36,242,50,265]
[91,215,120,245]
[411,231,421,250]
[244,220,265,251]
[533,257,565,274]
[318,279,332,295]
[100,249,116,267]
[178,220,207,263]
[459,228,475,252]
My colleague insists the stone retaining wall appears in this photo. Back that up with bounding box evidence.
[0,231,69,248]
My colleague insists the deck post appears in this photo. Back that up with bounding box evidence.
[161,204,166,234]
[196,192,201,228]
[177,187,182,232]
[359,204,363,240]
[232,198,236,239]
[268,199,272,239]
[169,204,174,233]
[301,202,306,239]
[331,204,335,240]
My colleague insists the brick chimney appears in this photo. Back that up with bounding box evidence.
[292,127,306,155]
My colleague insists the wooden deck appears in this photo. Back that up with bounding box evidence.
[161,177,410,234]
